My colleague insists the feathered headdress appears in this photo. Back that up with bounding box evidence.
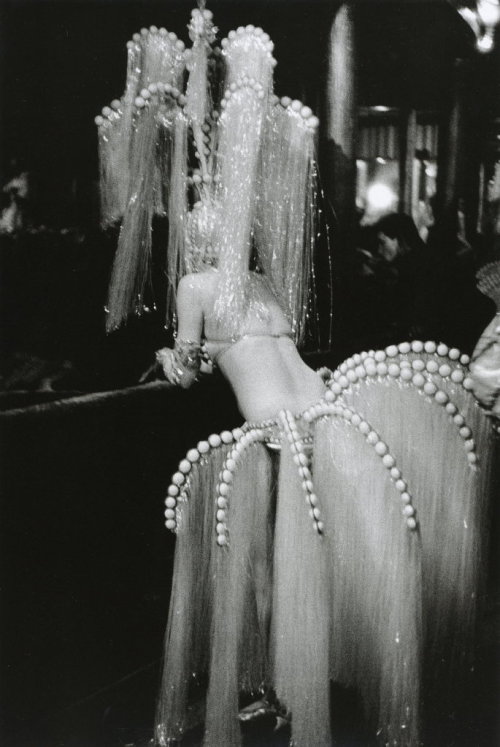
[96,4,321,343]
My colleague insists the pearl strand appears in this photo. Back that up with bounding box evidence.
[278,410,324,535]
[214,426,266,547]
[164,427,240,533]
[305,402,418,531]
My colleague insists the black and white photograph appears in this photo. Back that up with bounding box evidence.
[1,0,499,745]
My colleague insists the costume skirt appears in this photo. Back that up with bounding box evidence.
[155,342,495,747]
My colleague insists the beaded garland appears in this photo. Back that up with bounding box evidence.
[164,340,485,545]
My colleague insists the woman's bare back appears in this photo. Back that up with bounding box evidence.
[182,270,326,421]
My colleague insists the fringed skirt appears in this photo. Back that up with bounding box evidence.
[155,342,495,746]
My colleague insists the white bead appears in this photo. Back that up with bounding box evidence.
[390,467,401,479]
[302,479,314,492]
[403,504,415,517]
[217,534,227,546]
[388,363,400,377]
[367,431,379,445]
[376,362,388,376]
[222,470,233,483]
[331,382,342,395]
[347,369,358,382]
[435,390,448,404]
[382,454,395,468]
[216,509,226,521]
[339,375,349,388]
[216,522,226,534]
[291,99,302,112]
[355,365,367,378]
[449,348,460,360]
[166,519,177,531]
[406,517,417,530]
[464,440,475,452]
[299,466,311,479]
[445,402,457,415]
[281,96,292,107]
[365,364,377,377]
[459,426,472,439]
[453,413,465,426]
[300,105,312,118]
[411,340,424,353]
[359,421,370,435]
[423,381,437,396]
[313,507,321,520]
[438,364,451,377]
[208,434,221,448]
[316,521,325,532]
[386,345,398,357]
[426,360,439,373]
[219,483,229,496]
[197,440,210,454]
[217,496,227,509]
[395,479,407,492]
[226,458,236,471]
[374,350,386,362]
[325,389,335,401]
[187,448,200,462]
[400,492,411,504]
[172,472,185,486]
[232,427,244,440]
[411,359,425,371]
[467,452,478,464]
[460,354,470,365]
[400,368,413,382]
[463,377,474,390]
[451,370,464,383]
[135,96,145,108]
[165,497,176,509]
[437,343,449,356]
[374,441,388,455]
[221,430,235,444]
[398,342,411,354]
[412,373,425,387]
[309,493,318,506]
[424,341,437,353]
[164,508,176,519]
[167,484,179,497]
[351,413,361,427]
[179,459,191,474]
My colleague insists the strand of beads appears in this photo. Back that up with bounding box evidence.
[132,81,187,112]
[327,342,478,467]
[278,410,324,535]
[214,424,269,547]
[94,99,122,130]
[221,25,276,65]
[276,96,319,131]
[304,402,418,531]
[164,428,238,533]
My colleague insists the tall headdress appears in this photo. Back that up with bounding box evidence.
[96,5,320,343]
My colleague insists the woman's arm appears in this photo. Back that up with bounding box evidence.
[156,274,205,389]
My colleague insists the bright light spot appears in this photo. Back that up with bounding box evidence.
[366,183,396,211]
[376,156,387,164]
[372,106,391,112]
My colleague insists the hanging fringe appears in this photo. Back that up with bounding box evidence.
[204,443,274,746]
[314,415,422,746]
[256,101,320,346]
[106,98,188,332]
[212,30,274,335]
[271,443,332,747]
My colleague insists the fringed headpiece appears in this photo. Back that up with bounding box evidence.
[96,4,320,342]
